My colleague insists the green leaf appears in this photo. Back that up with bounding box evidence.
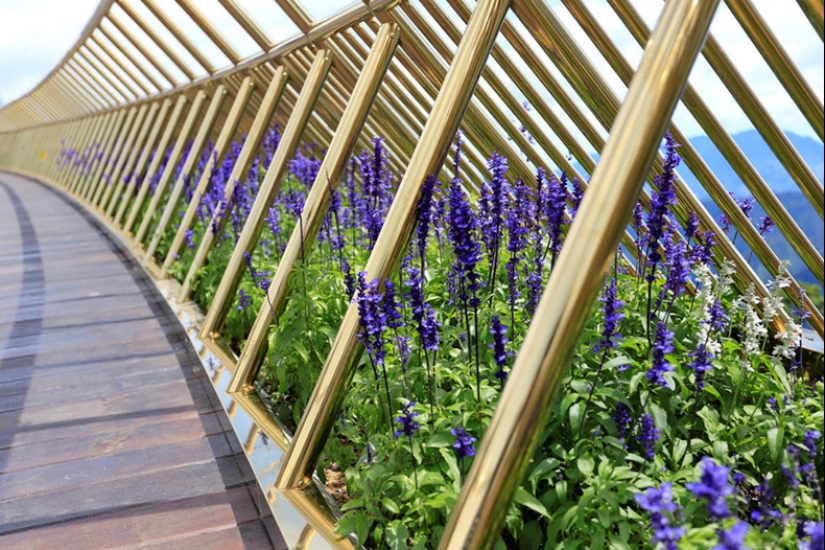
[382,497,401,515]
[569,402,583,434]
[514,486,551,518]
[520,520,544,550]
[577,455,594,477]
[426,433,455,448]
[767,427,783,462]
[385,520,409,550]
[672,438,688,466]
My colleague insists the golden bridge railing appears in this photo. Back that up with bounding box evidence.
[0,0,822,548]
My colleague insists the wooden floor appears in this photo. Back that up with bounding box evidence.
[0,172,286,549]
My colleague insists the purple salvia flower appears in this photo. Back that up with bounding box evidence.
[490,315,509,381]
[686,457,734,520]
[803,430,821,459]
[595,276,625,352]
[237,288,252,311]
[415,175,436,264]
[757,215,774,235]
[645,134,681,282]
[634,482,685,550]
[801,522,824,550]
[448,176,482,308]
[394,401,420,438]
[685,211,700,243]
[637,414,660,459]
[713,521,749,550]
[613,402,632,443]
[184,228,196,249]
[688,343,714,390]
[568,175,584,219]
[451,427,476,459]
[505,178,530,316]
[647,322,675,389]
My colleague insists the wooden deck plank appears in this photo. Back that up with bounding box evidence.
[0,172,286,549]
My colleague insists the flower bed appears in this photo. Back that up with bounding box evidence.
[124,131,824,549]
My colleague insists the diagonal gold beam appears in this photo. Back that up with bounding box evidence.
[440,1,720,547]
[202,49,331,385]
[275,0,509,490]
[179,67,288,301]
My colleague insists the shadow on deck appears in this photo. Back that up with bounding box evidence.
[0,171,286,549]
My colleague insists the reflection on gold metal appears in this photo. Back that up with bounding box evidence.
[114,98,172,225]
[218,0,273,50]
[91,106,141,207]
[180,67,288,301]
[441,1,720,547]
[278,0,510,490]
[103,101,159,218]
[175,0,242,65]
[795,0,824,39]
[235,24,399,392]
[139,0,216,74]
[105,13,179,86]
[161,78,254,271]
[146,86,226,260]
[203,50,332,362]
[124,95,189,234]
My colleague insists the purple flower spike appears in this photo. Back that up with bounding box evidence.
[394,402,420,438]
[451,427,476,459]
[647,322,675,389]
[595,276,625,352]
[637,414,660,459]
[489,315,509,380]
[686,457,734,521]
[712,521,749,550]
[633,482,685,550]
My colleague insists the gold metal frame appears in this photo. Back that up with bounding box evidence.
[2,0,823,547]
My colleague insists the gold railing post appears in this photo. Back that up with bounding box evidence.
[145,86,226,260]
[276,0,512,490]
[162,78,254,271]
[205,48,331,381]
[233,23,399,392]
[439,1,720,547]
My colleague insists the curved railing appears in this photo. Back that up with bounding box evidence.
[0,1,822,548]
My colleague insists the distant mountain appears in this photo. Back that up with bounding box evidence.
[700,191,823,286]
[681,130,824,198]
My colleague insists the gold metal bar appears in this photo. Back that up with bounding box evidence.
[135,91,206,245]
[86,36,146,98]
[441,1,720,547]
[115,98,173,225]
[217,0,272,51]
[145,87,225,259]
[162,78,255,270]
[179,67,288,300]
[98,23,164,91]
[608,0,824,282]
[139,0,217,74]
[175,0,242,65]
[106,13,180,86]
[91,32,153,96]
[65,120,94,184]
[88,107,135,204]
[114,1,198,80]
[68,115,107,194]
[278,0,509,491]
[103,102,158,216]
[562,0,821,334]
[274,0,313,33]
[725,0,823,139]
[80,110,125,201]
[796,0,824,39]
[53,72,97,114]
[64,61,113,109]
[125,94,188,234]
[64,116,99,192]
[92,105,143,207]
[234,23,399,396]
[77,47,134,101]
[202,49,331,383]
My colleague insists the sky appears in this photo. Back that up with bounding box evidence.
[0,0,822,141]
